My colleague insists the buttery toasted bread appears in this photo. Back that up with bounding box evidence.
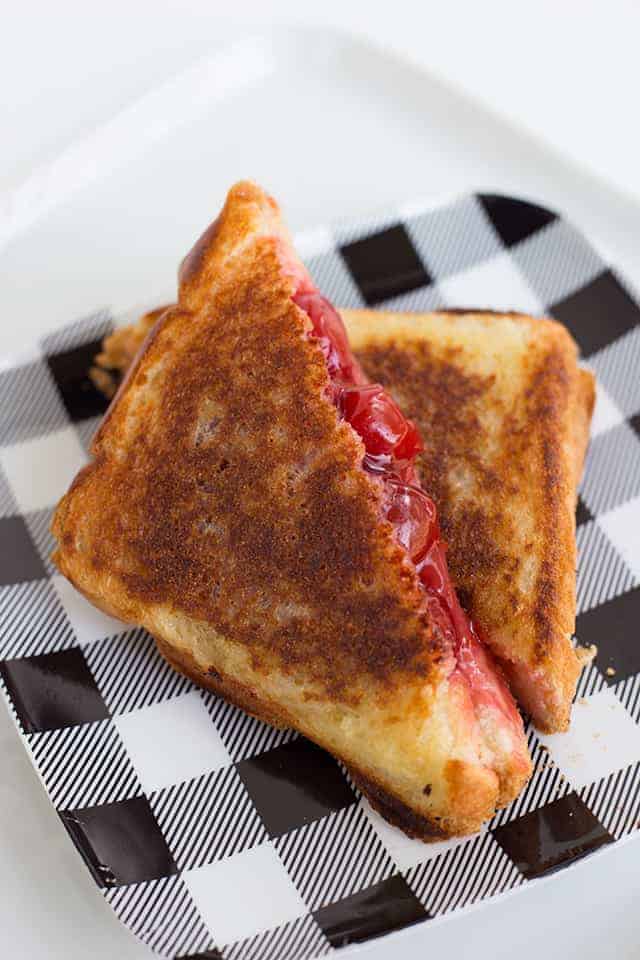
[53,182,531,838]
[92,306,594,734]
[344,309,595,732]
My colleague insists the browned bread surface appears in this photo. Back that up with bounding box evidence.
[53,183,531,838]
[57,191,436,699]
[344,309,595,732]
[89,303,594,733]
[154,636,446,841]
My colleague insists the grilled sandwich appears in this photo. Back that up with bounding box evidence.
[54,181,531,838]
[93,308,594,734]
[346,309,595,732]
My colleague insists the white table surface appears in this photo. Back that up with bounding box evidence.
[2,3,640,958]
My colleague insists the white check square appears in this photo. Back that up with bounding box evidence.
[588,378,626,438]
[540,688,640,790]
[52,574,126,645]
[183,841,306,945]
[0,427,87,512]
[115,690,230,793]
[439,251,542,316]
[294,225,333,260]
[599,498,640,581]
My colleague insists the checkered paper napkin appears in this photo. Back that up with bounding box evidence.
[1,193,640,960]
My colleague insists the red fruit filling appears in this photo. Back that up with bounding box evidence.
[291,284,524,738]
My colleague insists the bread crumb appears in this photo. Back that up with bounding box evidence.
[576,643,597,665]
[606,666,616,677]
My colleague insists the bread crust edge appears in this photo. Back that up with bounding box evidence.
[152,635,505,842]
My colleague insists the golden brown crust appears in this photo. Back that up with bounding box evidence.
[56,296,435,700]
[347,769,448,840]
[154,634,491,841]
[345,309,593,732]
[154,635,293,730]
[156,636,445,840]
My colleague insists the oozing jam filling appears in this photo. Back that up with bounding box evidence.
[291,281,523,736]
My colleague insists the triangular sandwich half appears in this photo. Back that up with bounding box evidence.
[344,309,595,732]
[54,182,531,838]
[91,306,594,734]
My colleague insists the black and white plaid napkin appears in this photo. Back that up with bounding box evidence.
[1,192,639,959]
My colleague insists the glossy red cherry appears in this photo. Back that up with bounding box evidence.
[417,540,450,597]
[293,291,365,385]
[393,419,423,463]
[384,480,438,563]
[290,273,496,683]
[338,384,423,462]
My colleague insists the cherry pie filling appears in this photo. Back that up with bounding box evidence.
[292,282,523,738]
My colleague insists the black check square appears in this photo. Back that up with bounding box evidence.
[339,225,432,305]
[551,270,640,357]
[479,194,557,248]
[492,792,613,879]
[0,646,109,733]
[0,515,47,586]
[577,586,640,684]
[60,795,177,888]
[313,874,429,948]
[46,337,111,422]
[237,737,355,838]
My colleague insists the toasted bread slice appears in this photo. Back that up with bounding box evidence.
[92,306,594,734]
[344,309,595,732]
[53,182,531,838]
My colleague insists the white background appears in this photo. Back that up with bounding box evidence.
[2,2,640,958]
